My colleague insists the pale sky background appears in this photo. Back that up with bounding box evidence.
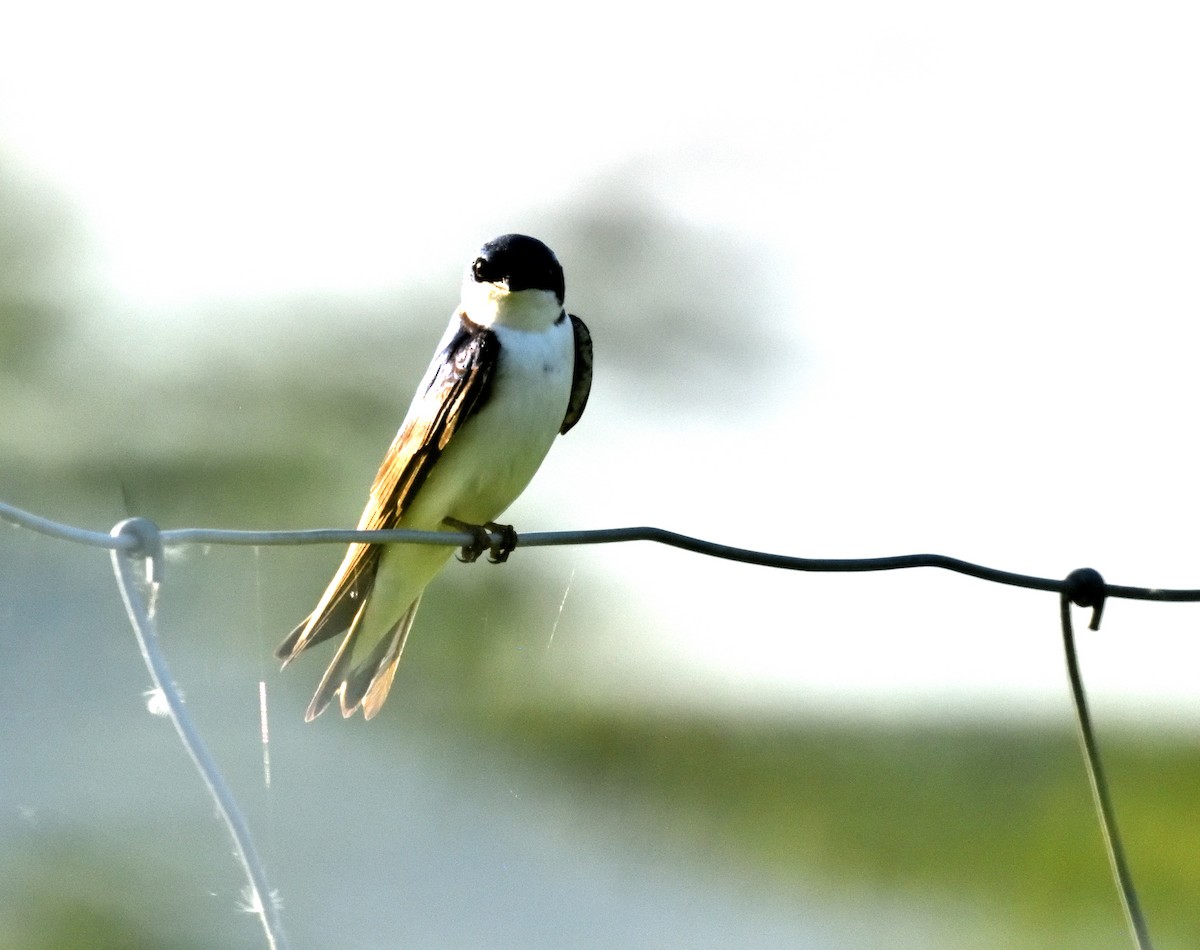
[3,0,1200,726]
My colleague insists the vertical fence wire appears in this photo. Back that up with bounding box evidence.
[109,518,289,950]
[1060,571,1153,950]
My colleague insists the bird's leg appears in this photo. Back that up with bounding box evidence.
[483,522,518,563]
[442,517,491,563]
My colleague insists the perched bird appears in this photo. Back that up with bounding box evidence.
[276,234,592,721]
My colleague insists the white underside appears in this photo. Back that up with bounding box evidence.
[354,312,574,652]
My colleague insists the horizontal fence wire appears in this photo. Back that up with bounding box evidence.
[2,496,1181,950]
[4,501,1200,604]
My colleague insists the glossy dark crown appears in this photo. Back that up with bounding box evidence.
[471,234,565,303]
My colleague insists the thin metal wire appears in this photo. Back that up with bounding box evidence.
[5,502,1200,603]
[0,498,138,550]
[109,519,288,950]
[144,523,1200,604]
[1060,594,1152,949]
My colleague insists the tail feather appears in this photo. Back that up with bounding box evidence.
[303,596,371,721]
[276,615,313,664]
[343,596,422,720]
[299,596,422,722]
[276,593,359,663]
[277,543,381,665]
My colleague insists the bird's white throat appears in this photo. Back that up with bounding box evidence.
[460,280,563,331]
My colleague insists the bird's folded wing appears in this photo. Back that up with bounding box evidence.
[561,313,592,435]
[276,319,500,661]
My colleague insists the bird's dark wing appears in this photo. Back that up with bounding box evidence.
[560,313,592,434]
[276,315,500,664]
[364,315,500,522]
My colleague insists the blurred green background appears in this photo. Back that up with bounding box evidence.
[4,4,1200,948]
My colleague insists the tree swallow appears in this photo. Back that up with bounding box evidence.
[276,234,592,721]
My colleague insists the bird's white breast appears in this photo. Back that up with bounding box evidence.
[401,316,575,529]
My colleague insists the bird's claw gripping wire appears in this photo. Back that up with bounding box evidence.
[443,518,519,564]
[482,521,518,563]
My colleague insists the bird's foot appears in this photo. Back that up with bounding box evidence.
[442,518,518,564]
[483,521,518,563]
[443,518,490,563]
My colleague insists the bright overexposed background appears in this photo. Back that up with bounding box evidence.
[3,2,1200,948]
[4,0,1199,720]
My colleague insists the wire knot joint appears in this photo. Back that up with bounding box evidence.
[1064,567,1106,631]
[111,517,165,585]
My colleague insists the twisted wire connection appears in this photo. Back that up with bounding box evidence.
[2,497,1185,950]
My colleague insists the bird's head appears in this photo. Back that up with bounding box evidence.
[461,233,565,331]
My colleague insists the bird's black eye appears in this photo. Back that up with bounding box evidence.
[472,254,506,284]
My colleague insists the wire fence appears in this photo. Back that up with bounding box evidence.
[3,496,1188,950]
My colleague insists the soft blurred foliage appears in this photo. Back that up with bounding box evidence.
[554,189,780,407]
[0,161,78,376]
[3,162,1200,949]
[1,834,209,950]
